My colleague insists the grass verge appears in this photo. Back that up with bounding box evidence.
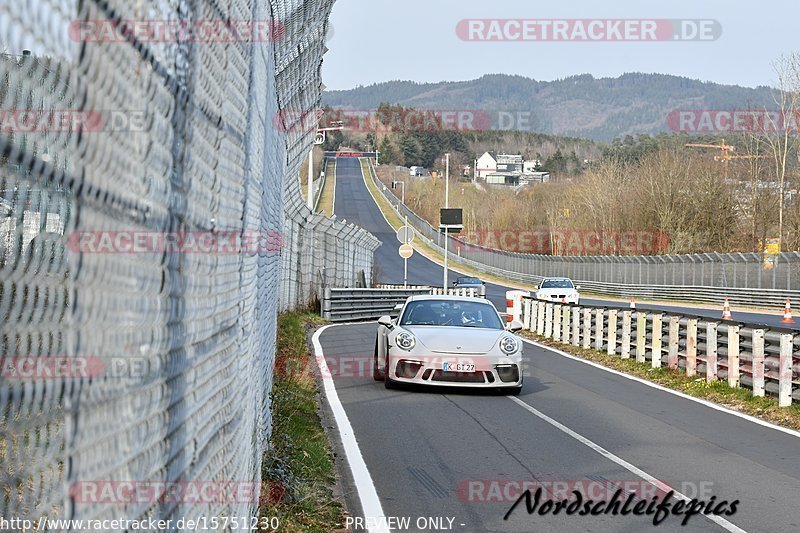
[523,332,800,431]
[260,311,347,532]
[318,160,336,217]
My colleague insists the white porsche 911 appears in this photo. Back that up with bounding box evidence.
[373,295,525,394]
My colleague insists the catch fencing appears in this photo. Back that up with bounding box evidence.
[521,298,799,406]
[0,0,376,530]
[364,159,800,308]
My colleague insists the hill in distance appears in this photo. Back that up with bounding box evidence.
[322,73,777,142]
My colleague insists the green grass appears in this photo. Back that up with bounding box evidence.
[525,332,800,431]
[260,311,346,533]
[317,161,336,217]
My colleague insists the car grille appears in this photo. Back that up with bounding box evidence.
[430,370,489,383]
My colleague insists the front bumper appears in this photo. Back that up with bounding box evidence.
[386,351,523,388]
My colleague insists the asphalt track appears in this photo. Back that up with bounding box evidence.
[318,157,800,532]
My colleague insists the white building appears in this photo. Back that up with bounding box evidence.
[475,151,497,179]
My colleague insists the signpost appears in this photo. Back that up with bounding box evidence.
[397,216,414,286]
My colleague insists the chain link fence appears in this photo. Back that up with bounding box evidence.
[365,160,800,307]
[0,0,376,529]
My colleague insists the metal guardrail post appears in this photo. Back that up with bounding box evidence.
[686,318,698,377]
[651,313,663,368]
[562,306,571,344]
[594,308,604,351]
[544,303,554,338]
[779,333,794,407]
[727,324,740,387]
[706,322,718,382]
[752,329,766,397]
[322,286,332,320]
[607,309,618,355]
[636,312,647,363]
[537,301,545,335]
[572,307,581,347]
[523,299,532,330]
[553,304,562,342]
[621,310,632,359]
[582,309,592,350]
[668,316,680,369]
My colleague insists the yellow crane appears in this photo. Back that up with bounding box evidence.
[685,139,767,178]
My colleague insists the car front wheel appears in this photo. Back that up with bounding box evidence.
[373,338,385,381]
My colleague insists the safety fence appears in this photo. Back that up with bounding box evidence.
[0,0,377,530]
[363,159,800,309]
[519,297,799,407]
[323,286,484,322]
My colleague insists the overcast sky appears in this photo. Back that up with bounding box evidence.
[322,0,797,90]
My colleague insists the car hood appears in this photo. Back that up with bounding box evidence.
[401,326,504,353]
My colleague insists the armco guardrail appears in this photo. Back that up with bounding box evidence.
[363,159,800,309]
[323,286,484,322]
[520,297,799,407]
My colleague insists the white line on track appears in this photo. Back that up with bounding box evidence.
[312,325,389,533]
[508,396,747,533]
[521,337,800,440]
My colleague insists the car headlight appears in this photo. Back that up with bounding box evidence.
[396,331,416,351]
[499,335,519,355]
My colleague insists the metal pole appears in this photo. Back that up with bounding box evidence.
[443,153,450,289]
[404,215,408,288]
[307,148,314,209]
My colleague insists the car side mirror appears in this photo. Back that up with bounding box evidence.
[378,315,394,328]
[507,320,524,333]
[575,285,581,291]
[533,285,539,291]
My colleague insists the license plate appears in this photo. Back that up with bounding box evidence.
[442,362,475,372]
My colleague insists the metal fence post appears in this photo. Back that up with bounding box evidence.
[607,309,618,355]
[582,309,592,350]
[562,306,571,344]
[594,309,604,351]
[752,329,765,397]
[553,304,562,342]
[779,333,794,407]
[706,322,718,382]
[686,319,698,377]
[572,307,581,347]
[636,312,647,363]
[621,310,632,359]
[668,316,680,369]
[651,313,663,368]
[322,286,332,320]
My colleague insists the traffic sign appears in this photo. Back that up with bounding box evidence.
[399,244,414,259]
[396,225,414,244]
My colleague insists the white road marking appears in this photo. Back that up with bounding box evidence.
[521,337,800,440]
[508,396,747,533]
[312,325,389,533]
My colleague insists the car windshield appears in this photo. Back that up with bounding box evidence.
[400,300,503,329]
[456,277,481,284]
[541,279,574,289]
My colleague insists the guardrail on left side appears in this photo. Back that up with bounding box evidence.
[322,286,484,322]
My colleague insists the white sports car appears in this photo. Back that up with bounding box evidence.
[535,277,581,304]
[373,295,525,394]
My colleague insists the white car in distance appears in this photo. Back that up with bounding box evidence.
[535,277,581,304]
[374,295,524,394]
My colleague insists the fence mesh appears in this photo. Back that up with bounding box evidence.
[0,0,376,529]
